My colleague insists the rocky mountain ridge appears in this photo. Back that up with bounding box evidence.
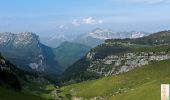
[73,28,148,47]
[0,32,60,78]
[40,28,148,48]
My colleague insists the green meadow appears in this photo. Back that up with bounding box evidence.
[62,60,170,100]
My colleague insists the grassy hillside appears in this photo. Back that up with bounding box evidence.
[23,77,59,99]
[61,59,170,100]
[0,86,46,100]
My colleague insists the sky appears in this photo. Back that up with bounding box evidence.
[0,0,170,37]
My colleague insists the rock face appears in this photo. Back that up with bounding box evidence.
[0,32,61,77]
[87,51,170,76]
[0,32,39,49]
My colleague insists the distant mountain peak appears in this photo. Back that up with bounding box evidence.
[74,28,149,47]
[0,32,15,45]
[0,32,61,77]
[14,32,39,46]
[0,32,40,48]
[40,33,75,48]
[19,32,38,39]
[87,28,115,40]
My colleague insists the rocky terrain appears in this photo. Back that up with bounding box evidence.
[0,32,60,78]
[87,51,170,76]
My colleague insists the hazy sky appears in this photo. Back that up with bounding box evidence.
[0,0,170,36]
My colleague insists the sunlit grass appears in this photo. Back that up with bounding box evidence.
[62,60,170,100]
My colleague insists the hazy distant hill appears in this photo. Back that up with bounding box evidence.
[40,28,149,48]
[40,33,75,48]
[54,41,91,71]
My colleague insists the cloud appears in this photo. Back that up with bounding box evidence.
[71,17,103,26]
[98,20,103,24]
[83,17,103,25]
[72,19,80,26]
[83,17,96,24]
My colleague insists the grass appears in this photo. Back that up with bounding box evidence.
[0,86,46,100]
[61,59,170,100]
[115,42,170,52]
[110,81,161,100]
[23,78,58,99]
[0,74,59,100]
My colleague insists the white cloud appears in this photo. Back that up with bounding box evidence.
[72,19,80,26]
[83,17,96,24]
[83,17,103,25]
[71,17,103,26]
[98,20,103,24]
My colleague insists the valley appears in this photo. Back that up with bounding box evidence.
[0,30,170,100]
[1,1,169,100]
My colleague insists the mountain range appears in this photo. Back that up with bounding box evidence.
[57,30,170,100]
[61,30,170,83]
[40,28,149,48]
[0,29,150,81]
[73,28,148,47]
[0,32,91,80]
[1,29,170,100]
